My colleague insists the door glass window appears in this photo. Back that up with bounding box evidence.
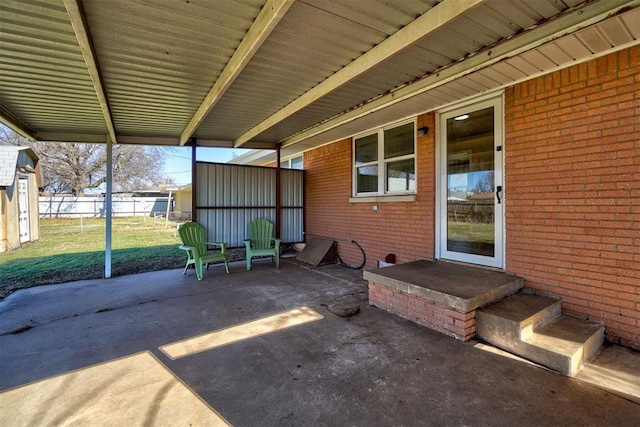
[446,107,495,257]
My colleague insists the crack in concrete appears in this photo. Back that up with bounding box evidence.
[0,284,237,336]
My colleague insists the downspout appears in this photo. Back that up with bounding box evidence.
[275,144,281,239]
[105,137,113,278]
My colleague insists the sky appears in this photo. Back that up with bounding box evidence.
[0,123,253,188]
[162,147,253,186]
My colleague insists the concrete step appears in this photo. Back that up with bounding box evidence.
[476,293,604,377]
[524,315,604,376]
[476,293,560,346]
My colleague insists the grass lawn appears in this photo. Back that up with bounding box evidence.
[447,221,494,243]
[0,217,187,300]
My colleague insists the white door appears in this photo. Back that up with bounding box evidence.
[18,178,30,243]
[438,97,504,268]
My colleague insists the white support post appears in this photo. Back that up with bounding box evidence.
[165,191,172,228]
[105,138,113,278]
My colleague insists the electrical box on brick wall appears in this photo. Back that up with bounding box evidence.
[378,253,396,268]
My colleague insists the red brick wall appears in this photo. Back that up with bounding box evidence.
[304,47,639,350]
[304,114,436,268]
[369,282,476,341]
[505,46,640,349]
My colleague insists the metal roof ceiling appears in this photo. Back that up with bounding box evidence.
[1,0,638,160]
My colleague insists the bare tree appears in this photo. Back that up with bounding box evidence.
[0,127,173,195]
[473,171,494,194]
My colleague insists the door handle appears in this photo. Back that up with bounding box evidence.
[496,185,502,204]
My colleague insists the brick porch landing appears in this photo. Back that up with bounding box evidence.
[364,260,523,341]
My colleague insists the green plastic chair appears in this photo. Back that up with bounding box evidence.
[244,219,280,270]
[178,222,229,280]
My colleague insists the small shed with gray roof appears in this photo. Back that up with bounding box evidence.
[0,146,42,252]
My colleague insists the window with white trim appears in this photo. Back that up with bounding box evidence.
[283,154,303,170]
[353,121,416,196]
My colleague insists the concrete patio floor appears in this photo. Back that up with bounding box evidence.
[0,258,638,426]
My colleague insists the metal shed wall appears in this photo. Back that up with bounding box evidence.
[195,162,304,247]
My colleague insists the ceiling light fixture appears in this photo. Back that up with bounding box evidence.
[454,114,469,121]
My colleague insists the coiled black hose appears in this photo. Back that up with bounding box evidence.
[305,234,366,270]
[336,239,366,270]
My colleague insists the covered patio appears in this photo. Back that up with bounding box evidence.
[1,1,639,421]
[2,2,638,255]
[0,260,638,425]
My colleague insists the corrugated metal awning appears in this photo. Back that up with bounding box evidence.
[1,0,638,156]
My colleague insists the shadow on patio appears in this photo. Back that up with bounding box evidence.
[0,259,638,426]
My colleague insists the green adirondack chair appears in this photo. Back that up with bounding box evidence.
[244,219,280,270]
[178,222,229,280]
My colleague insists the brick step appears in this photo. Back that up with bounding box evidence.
[476,293,604,377]
[365,260,524,341]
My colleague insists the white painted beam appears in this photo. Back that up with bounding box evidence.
[281,0,640,148]
[117,136,182,146]
[31,132,273,149]
[63,0,118,145]
[179,0,296,146]
[233,0,487,147]
[33,132,112,144]
[0,107,36,141]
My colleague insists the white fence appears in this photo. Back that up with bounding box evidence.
[39,196,171,218]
